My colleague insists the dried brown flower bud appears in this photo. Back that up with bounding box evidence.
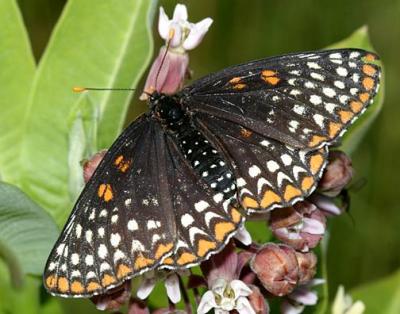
[83,149,107,183]
[128,298,150,314]
[250,243,299,296]
[319,151,353,197]
[248,284,270,314]
[295,251,318,284]
[91,280,131,311]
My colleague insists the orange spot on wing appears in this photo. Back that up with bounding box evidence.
[283,185,302,202]
[260,190,281,208]
[101,274,116,286]
[86,282,101,292]
[214,222,235,241]
[363,64,376,76]
[70,281,84,294]
[233,83,247,90]
[57,277,69,293]
[309,135,326,147]
[155,243,173,259]
[229,77,242,84]
[240,128,253,138]
[177,252,197,265]
[134,256,154,270]
[114,155,124,166]
[359,92,370,103]
[329,122,342,137]
[98,184,113,202]
[261,70,280,85]
[266,76,280,85]
[362,77,375,90]
[339,110,354,123]
[162,257,174,265]
[230,207,242,223]
[197,239,217,257]
[365,53,377,61]
[309,154,324,174]
[261,70,276,77]
[117,264,132,279]
[45,275,57,289]
[301,176,315,191]
[350,101,363,113]
[242,196,259,209]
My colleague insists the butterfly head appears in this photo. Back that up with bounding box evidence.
[150,93,185,129]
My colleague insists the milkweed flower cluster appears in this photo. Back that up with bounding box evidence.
[86,3,358,313]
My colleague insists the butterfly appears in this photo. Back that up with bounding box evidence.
[44,48,380,297]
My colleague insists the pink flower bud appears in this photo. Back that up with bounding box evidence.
[250,243,299,296]
[83,149,107,183]
[269,202,326,251]
[319,151,353,197]
[140,47,189,99]
[295,251,318,285]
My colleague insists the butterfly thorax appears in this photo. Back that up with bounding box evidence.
[151,93,237,201]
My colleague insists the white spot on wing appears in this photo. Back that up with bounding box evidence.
[195,200,210,212]
[181,214,194,227]
[248,165,261,178]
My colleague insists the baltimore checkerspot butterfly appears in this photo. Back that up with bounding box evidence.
[43,48,380,297]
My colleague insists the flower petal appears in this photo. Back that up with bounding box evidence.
[183,18,213,50]
[230,279,253,298]
[348,301,366,314]
[332,286,347,314]
[302,217,325,234]
[236,296,256,314]
[281,300,305,314]
[158,6,170,40]
[197,290,217,314]
[172,3,188,21]
[290,288,318,305]
[234,226,252,246]
[165,273,181,304]
[136,277,156,300]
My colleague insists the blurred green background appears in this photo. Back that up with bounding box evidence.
[12,0,400,311]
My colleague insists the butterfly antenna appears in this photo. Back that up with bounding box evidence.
[154,28,175,91]
[73,87,136,93]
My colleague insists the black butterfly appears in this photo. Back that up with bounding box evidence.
[44,48,380,297]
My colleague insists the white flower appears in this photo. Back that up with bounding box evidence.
[234,225,252,246]
[137,271,183,304]
[198,279,255,314]
[332,286,365,314]
[158,4,213,51]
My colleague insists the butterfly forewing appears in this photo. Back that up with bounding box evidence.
[44,117,177,297]
[183,49,380,149]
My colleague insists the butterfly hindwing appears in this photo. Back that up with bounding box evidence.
[195,113,328,213]
[158,135,244,270]
[182,49,380,149]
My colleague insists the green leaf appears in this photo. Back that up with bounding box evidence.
[327,26,385,155]
[350,269,400,314]
[0,0,36,184]
[0,182,59,287]
[16,0,157,225]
